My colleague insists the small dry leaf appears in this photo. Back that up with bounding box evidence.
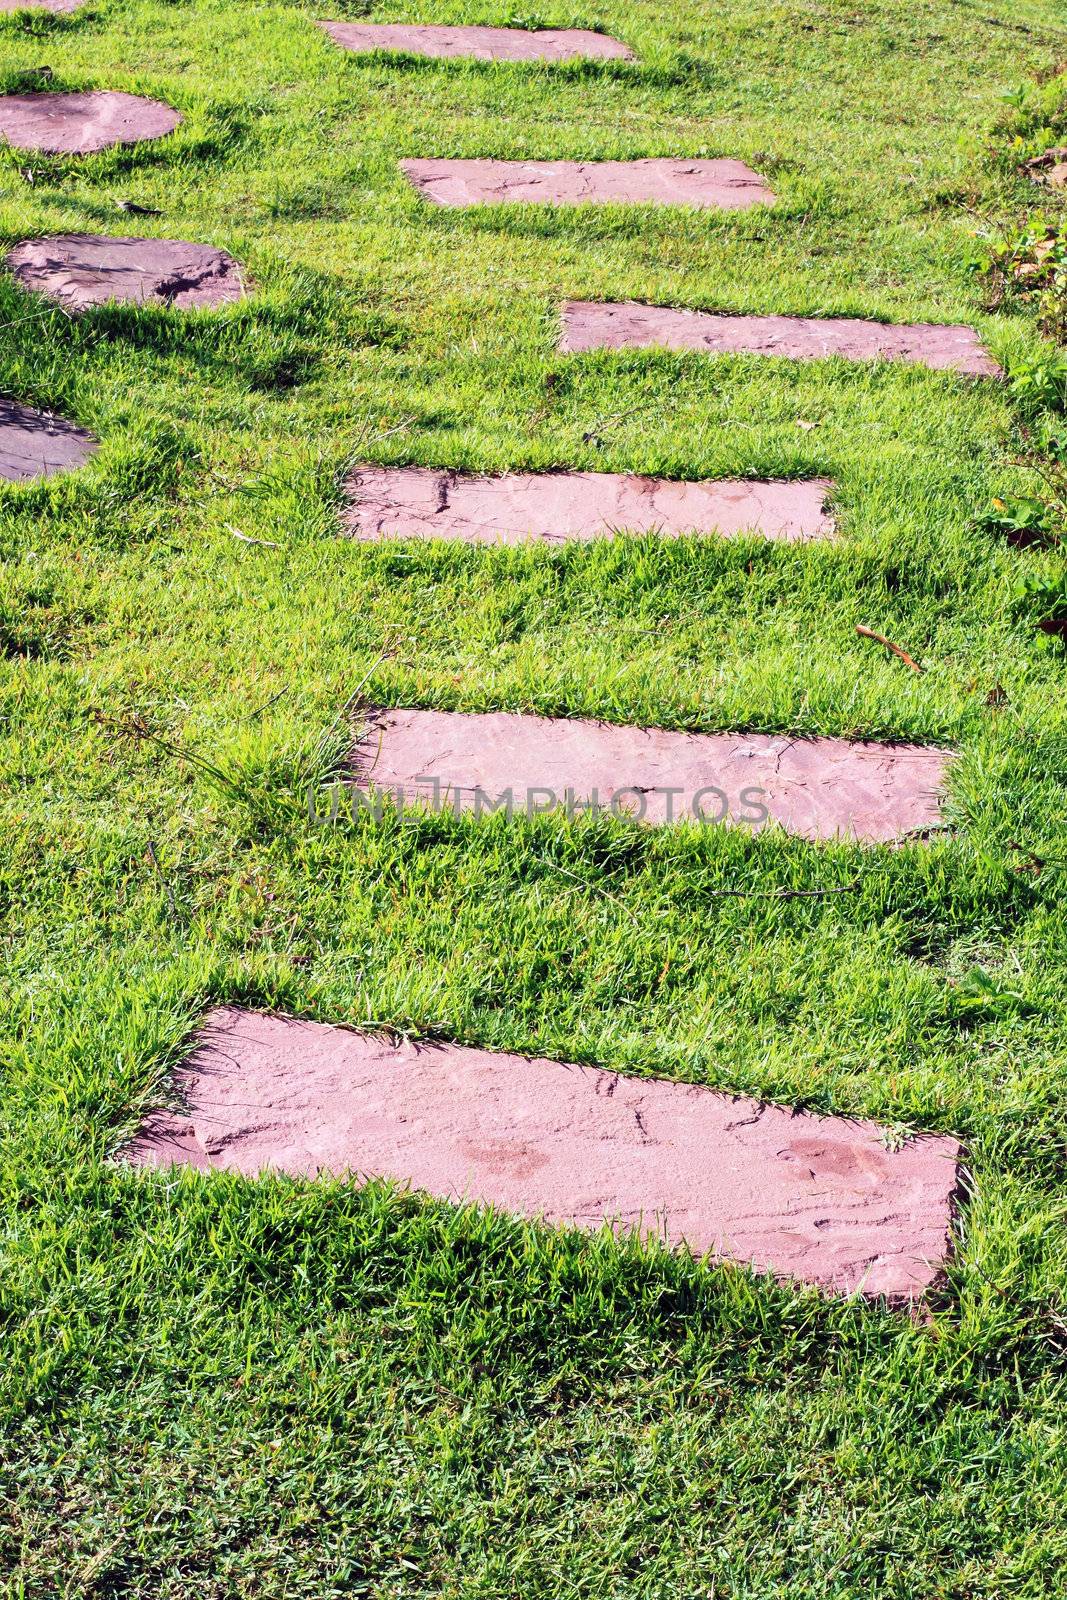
[796,418,819,431]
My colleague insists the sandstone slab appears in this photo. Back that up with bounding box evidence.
[400,158,773,209]
[0,0,85,11]
[0,397,96,481]
[318,21,634,62]
[7,234,246,312]
[350,708,951,844]
[0,91,180,155]
[342,466,834,544]
[129,1006,961,1302]
[560,301,1000,376]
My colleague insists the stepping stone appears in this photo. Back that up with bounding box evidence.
[342,466,834,544]
[7,234,246,312]
[318,21,634,63]
[350,708,951,845]
[560,301,1000,376]
[129,1005,962,1302]
[0,0,85,10]
[0,91,181,155]
[0,397,96,481]
[400,159,773,210]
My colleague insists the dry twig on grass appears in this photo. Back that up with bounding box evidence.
[856,625,924,672]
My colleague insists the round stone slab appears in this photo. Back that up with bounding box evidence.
[318,21,634,62]
[560,301,1001,376]
[129,1005,962,1303]
[0,397,96,481]
[7,234,246,312]
[401,158,773,210]
[351,707,953,845]
[342,466,835,544]
[0,91,181,155]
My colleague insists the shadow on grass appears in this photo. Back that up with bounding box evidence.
[0,259,404,398]
[0,6,94,37]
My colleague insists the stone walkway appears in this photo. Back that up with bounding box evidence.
[0,399,97,482]
[561,301,1000,373]
[0,91,180,155]
[342,466,835,544]
[0,0,83,10]
[130,1007,962,1303]
[1,7,982,1300]
[318,22,635,63]
[400,158,773,209]
[7,235,246,312]
[350,707,952,844]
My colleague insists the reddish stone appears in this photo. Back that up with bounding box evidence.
[318,21,634,62]
[0,397,96,481]
[350,708,951,845]
[7,234,246,312]
[0,0,84,10]
[0,91,180,155]
[560,301,1000,376]
[400,158,773,209]
[342,466,834,545]
[129,1006,961,1302]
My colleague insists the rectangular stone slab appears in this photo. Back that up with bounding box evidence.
[560,301,1000,375]
[400,159,773,210]
[129,1007,961,1302]
[317,22,635,62]
[350,708,951,844]
[341,466,835,545]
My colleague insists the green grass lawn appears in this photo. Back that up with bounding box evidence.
[3,0,1067,1591]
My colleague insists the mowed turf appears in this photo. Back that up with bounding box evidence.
[2,0,1067,1593]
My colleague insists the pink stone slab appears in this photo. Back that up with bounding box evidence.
[7,234,246,312]
[560,301,1000,376]
[318,21,634,62]
[342,466,834,545]
[350,708,951,844]
[129,1006,961,1302]
[0,92,180,155]
[400,158,773,210]
[0,397,96,481]
[0,0,84,10]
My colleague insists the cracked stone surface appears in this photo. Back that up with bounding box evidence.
[400,158,773,209]
[349,708,952,844]
[0,397,97,481]
[128,1006,962,1302]
[318,21,634,62]
[7,234,246,312]
[0,92,181,155]
[342,466,835,544]
[560,301,1001,375]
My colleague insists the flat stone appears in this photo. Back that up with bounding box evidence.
[318,21,634,62]
[349,708,951,844]
[129,1006,961,1302]
[342,466,834,544]
[560,301,1000,376]
[7,234,246,312]
[0,396,96,481]
[400,158,773,210]
[0,0,85,10]
[0,91,180,155]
